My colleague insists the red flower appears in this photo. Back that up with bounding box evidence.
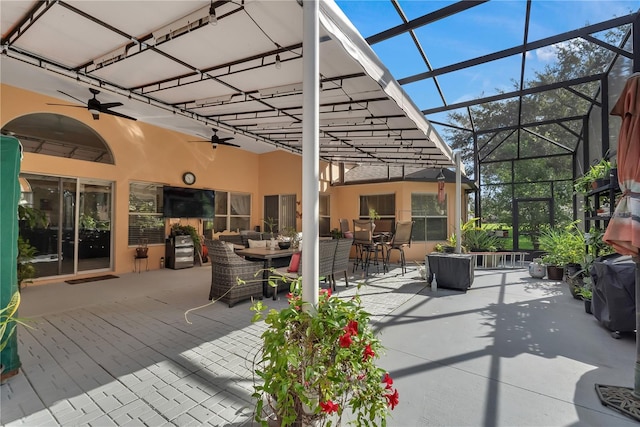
[345,320,358,336]
[363,344,375,361]
[319,288,332,297]
[385,389,399,410]
[382,372,393,389]
[320,400,339,414]
[339,333,353,348]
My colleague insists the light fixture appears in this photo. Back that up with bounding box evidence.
[437,169,446,204]
[209,2,217,26]
[275,53,282,69]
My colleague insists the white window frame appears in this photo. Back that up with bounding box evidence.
[213,191,251,233]
[411,192,448,242]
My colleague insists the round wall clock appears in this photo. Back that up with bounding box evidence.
[182,172,196,185]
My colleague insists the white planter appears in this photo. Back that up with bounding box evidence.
[529,261,546,279]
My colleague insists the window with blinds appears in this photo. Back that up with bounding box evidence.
[264,194,296,234]
[128,182,165,245]
[411,193,448,241]
[359,194,395,219]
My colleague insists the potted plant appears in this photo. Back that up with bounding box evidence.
[0,291,30,381]
[461,218,500,266]
[575,281,593,314]
[538,222,585,281]
[250,279,399,426]
[330,227,343,239]
[17,205,47,290]
[368,208,380,222]
[575,158,611,194]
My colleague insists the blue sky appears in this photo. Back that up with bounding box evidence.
[335,0,640,129]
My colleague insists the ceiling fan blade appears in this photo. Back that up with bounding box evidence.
[217,137,235,143]
[102,109,137,121]
[46,103,85,108]
[57,90,85,104]
[217,140,240,148]
[100,102,123,110]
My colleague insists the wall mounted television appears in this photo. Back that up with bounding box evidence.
[162,186,215,219]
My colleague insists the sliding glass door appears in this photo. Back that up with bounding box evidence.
[78,180,112,272]
[19,174,113,278]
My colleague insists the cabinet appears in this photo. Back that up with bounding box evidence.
[165,235,194,269]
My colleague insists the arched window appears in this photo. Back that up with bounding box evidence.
[2,113,113,164]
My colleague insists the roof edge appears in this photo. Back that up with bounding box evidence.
[319,0,455,167]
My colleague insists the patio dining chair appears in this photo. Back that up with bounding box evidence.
[339,218,351,235]
[382,220,414,275]
[352,219,380,275]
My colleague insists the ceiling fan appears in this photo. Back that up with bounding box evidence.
[189,128,240,149]
[47,88,137,121]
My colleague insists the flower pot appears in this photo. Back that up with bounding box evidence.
[278,241,291,250]
[546,265,564,281]
[565,263,582,280]
[583,298,592,314]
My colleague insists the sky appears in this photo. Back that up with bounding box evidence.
[335,0,640,132]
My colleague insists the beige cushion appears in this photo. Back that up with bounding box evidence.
[248,239,267,248]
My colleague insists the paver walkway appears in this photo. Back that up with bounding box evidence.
[1,264,637,426]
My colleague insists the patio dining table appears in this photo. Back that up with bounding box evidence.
[235,247,299,300]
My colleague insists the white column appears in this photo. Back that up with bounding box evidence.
[301,0,319,307]
[455,152,462,254]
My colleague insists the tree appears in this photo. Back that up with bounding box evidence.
[443,26,627,232]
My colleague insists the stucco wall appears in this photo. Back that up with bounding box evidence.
[3,84,456,284]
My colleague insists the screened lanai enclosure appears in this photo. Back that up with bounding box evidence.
[2,2,638,244]
[336,1,640,252]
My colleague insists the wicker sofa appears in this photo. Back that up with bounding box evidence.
[205,239,264,307]
[218,230,277,248]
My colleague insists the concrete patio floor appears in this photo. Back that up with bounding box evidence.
[1,262,637,426]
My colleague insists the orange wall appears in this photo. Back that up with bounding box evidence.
[3,84,463,284]
[3,84,262,281]
[329,180,460,262]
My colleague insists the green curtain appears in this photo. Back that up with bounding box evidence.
[1,135,22,377]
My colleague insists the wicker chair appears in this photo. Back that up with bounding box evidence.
[331,238,353,290]
[273,239,337,294]
[319,239,338,290]
[205,239,264,307]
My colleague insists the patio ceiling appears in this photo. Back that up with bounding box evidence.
[0,0,456,168]
[350,1,639,166]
